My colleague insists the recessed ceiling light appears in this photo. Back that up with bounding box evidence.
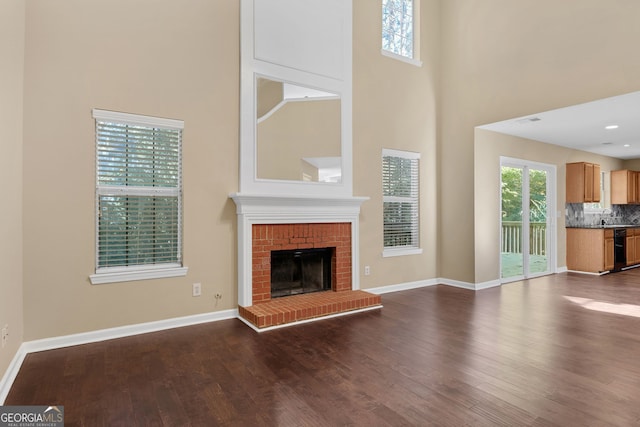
[624,144,631,147]
[605,125,619,130]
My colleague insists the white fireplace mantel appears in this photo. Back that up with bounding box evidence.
[229,193,368,307]
[230,193,368,218]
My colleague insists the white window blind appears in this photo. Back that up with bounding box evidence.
[382,0,414,59]
[383,149,420,253]
[91,109,185,283]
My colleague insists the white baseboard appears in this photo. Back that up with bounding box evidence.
[474,279,502,290]
[437,278,476,290]
[557,266,568,273]
[366,277,502,294]
[0,308,238,404]
[366,279,439,294]
[21,309,238,355]
[0,344,28,405]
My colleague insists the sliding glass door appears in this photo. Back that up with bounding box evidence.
[500,158,555,282]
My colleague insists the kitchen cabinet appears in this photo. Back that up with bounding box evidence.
[605,230,615,271]
[634,231,640,265]
[566,162,601,203]
[567,228,613,273]
[627,228,640,266]
[611,169,639,204]
[626,229,635,266]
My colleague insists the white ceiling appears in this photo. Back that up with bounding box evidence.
[478,91,640,160]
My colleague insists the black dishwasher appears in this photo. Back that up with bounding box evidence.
[614,228,626,271]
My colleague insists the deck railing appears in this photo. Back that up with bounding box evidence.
[502,221,547,255]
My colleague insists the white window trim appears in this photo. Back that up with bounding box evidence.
[90,265,188,285]
[382,247,423,258]
[92,109,184,130]
[382,148,421,257]
[383,148,420,160]
[90,109,188,284]
[381,49,423,67]
[381,0,422,66]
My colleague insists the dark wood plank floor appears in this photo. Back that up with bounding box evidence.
[7,271,640,426]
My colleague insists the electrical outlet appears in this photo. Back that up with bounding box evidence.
[364,266,371,276]
[192,283,202,297]
[1,325,8,348]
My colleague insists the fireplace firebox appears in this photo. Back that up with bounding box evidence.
[270,247,333,298]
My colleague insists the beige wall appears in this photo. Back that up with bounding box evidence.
[441,0,640,283]
[622,159,640,171]
[0,0,25,377]
[354,0,440,287]
[22,0,239,340]
[474,129,624,284]
[12,0,640,352]
[19,0,436,341]
[256,78,282,119]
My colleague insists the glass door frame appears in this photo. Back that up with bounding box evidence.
[500,157,557,283]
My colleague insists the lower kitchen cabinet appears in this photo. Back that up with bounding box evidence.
[567,228,614,273]
[605,231,615,271]
[626,229,634,266]
[635,231,640,264]
[626,228,640,266]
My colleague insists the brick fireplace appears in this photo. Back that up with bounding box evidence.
[251,222,352,303]
[230,194,381,330]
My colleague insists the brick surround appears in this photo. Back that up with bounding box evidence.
[252,223,352,304]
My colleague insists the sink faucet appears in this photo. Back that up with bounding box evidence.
[601,208,612,226]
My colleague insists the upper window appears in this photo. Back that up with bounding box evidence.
[382,149,421,257]
[382,0,420,65]
[90,109,187,284]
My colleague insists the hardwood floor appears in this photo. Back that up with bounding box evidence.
[7,271,640,426]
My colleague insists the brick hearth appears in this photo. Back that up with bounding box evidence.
[239,290,382,329]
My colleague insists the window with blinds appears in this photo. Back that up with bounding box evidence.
[382,149,420,254]
[91,109,186,284]
[382,0,414,59]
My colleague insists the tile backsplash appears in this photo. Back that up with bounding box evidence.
[566,203,640,227]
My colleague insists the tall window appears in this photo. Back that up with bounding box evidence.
[90,109,187,284]
[382,149,421,256]
[382,0,415,60]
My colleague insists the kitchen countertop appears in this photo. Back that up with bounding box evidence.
[566,224,639,229]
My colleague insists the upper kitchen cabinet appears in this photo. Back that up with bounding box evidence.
[611,169,639,204]
[566,162,600,203]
